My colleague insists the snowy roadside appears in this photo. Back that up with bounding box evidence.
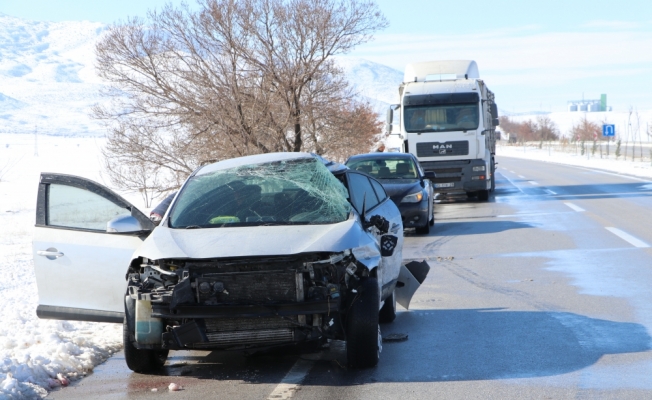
[0,134,144,399]
[496,142,652,181]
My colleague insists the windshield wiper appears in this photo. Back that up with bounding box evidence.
[185,225,202,229]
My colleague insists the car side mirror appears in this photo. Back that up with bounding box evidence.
[107,215,147,233]
[423,171,436,180]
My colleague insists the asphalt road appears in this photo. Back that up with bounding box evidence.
[47,156,652,399]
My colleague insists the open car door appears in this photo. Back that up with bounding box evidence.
[32,173,154,323]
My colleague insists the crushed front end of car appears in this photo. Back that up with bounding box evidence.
[127,249,372,352]
[122,153,402,371]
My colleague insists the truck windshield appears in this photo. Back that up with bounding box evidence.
[404,104,479,133]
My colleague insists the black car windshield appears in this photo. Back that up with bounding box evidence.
[404,103,479,133]
[347,158,418,180]
[169,157,350,228]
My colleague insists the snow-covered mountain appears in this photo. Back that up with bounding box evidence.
[0,13,405,137]
[0,13,107,136]
[335,56,402,114]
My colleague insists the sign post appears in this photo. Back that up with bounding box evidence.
[603,124,615,157]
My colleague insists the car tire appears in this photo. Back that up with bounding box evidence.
[346,277,381,368]
[477,190,490,201]
[123,317,168,373]
[379,290,397,323]
[416,222,430,234]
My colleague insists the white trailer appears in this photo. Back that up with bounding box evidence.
[386,60,499,201]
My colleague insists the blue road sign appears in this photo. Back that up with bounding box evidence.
[603,124,615,137]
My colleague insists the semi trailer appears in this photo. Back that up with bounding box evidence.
[386,60,499,201]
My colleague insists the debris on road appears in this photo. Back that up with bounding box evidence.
[382,333,408,342]
[168,382,183,391]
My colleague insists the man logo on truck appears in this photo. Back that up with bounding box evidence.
[432,144,453,150]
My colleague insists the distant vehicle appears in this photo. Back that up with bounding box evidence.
[385,60,499,201]
[345,152,435,234]
[33,152,430,372]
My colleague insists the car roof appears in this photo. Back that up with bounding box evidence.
[345,152,415,163]
[195,152,349,176]
[196,152,314,176]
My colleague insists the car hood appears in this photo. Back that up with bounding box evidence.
[136,215,380,266]
[377,180,423,204]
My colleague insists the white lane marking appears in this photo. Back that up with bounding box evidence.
[545,189,557,195]
[518,175,525,179]
[498,172,525,194]
[267,359,314,400]
[572,166,651,183]
[529,181,538,185]
[509,170,515,173]
[497,212,565,218]
[564,202,585,212]
[605,227,650,248]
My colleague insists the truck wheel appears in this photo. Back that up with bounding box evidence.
[347,278,381,368]
[379,290,397,323]
[478,190,490,201]
[123,317,168,373]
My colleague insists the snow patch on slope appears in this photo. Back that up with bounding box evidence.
[0,13,107,136]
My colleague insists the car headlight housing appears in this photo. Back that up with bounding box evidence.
[401,191,424,203]
[473,165,485,172]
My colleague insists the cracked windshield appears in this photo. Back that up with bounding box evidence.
[169,157,350,228]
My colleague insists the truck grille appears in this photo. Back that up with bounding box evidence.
[416,141,469,157]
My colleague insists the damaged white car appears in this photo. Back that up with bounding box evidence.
[33,153,429,372]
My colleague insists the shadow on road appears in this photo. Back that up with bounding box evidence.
[106,308,651,390]
[304,308,651,385]
[432,220,533,236]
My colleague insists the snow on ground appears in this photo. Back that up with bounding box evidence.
[0,13,107,137]
[506,109,652,141]
[0,133,149,399]
[497,141,652,181]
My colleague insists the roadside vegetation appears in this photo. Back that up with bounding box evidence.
[499,110,652,164]
[93,0,387,205]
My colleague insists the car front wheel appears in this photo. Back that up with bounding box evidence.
[346,277,381,368]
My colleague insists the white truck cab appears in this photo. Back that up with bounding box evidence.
[386,60,499,201]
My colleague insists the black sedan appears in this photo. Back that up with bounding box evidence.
[346,153,435,234]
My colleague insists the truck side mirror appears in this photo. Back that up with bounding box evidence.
[493,118,500,127]
[386,108,393,133]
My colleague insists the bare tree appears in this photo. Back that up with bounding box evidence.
[94,0,387,192]
[570,117,601,142]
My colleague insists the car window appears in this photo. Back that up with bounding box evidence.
[347,158,418,180]
[48,184,131,231]
[169,157,350,228]
[347,172,379,213]
[370,178,387,202]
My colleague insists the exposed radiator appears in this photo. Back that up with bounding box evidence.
[196,270,299,304]
[194,329,294,347]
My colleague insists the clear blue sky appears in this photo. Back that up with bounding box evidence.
[1,0,651,112]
